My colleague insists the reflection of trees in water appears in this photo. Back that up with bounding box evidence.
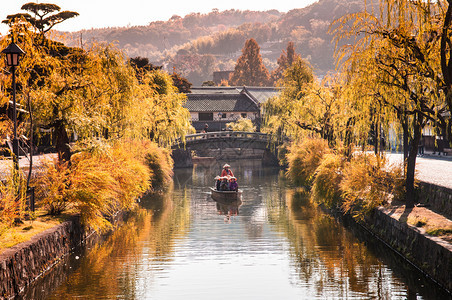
[45,188,191,299]
[265,189,397,298]
[241,169,284,239]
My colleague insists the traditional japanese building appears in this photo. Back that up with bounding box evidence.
[185,86,279,132]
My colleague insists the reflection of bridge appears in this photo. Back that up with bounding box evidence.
[171,131,280,168]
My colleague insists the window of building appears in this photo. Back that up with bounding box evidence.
[222,113,227,118]
[199,112,213,121]
[241,113,247,118]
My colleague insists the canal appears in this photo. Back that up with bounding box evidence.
[23,160,449,299]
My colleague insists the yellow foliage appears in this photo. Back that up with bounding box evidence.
[340,153,404,220]
[30,139,174,232]
[33,160,70,215]
[286,138,331,187]
[0,170,27,232]
[143,143,174,191]
[225,117,256,132]
[311,153,344,208]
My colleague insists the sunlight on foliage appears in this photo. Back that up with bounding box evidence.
[0,169,27,234]
[31,139,173,232]
[225,117,256,132]
[311,153,344,208]
[340,153,404,220]
[33,160,70,215]
[286,138,331,187]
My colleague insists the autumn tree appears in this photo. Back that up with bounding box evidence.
[263,57,317,141]
[332,0,451,207]
[171,71,192,93]
[129,56,161,82]
[229,38,271,86]
[271,41,299,83]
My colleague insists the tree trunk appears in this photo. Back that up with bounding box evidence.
[54,120,71,164]
[441,1,452,143]
[402,121,409,162]
[344,117,355,160]
[405,115,423,208]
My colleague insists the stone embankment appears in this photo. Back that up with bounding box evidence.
[417,182,452,219]
[0,218,84,299]
[366,206,452,292]
[0,211,126,299]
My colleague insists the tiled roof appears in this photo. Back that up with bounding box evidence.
[185,93,259,112]
[190,86,240,94]
[242,87,281,104]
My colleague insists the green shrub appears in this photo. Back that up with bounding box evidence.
[426,228,452,236]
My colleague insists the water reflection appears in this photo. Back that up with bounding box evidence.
[22,160,450,299]
[214,199,242,222]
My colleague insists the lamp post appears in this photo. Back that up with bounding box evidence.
[2,40,25,172]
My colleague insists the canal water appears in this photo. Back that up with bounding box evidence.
[23,160,449,299]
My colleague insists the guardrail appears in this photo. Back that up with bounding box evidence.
[173,131,270,146]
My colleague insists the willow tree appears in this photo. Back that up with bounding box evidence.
[263,57,346,144]
[127,68,193,146]
[333,0,448,207]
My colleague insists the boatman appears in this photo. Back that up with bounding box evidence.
[221,164,234,177]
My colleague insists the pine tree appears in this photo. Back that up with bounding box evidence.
[229,38,270,87]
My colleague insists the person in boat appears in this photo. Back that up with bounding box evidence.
[229,177,238,192]
[221,164,234,177]
[214,176,221,191]
[220,177,229,191]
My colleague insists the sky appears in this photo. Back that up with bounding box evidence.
[0,0,318,35]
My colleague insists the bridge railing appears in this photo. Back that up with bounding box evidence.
[173,131,271,147]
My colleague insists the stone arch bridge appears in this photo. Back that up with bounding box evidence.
[171,131,280,168]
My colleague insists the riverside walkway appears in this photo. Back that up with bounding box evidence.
[385,152,452,189]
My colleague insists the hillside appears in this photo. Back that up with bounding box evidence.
[61,0,367,84]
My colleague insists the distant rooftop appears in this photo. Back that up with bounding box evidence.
[241,87,281,104]
[190,86,240,94]
[185,93,259,112]
[190,86,281,104]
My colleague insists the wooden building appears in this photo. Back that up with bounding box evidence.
[185,86,279,132]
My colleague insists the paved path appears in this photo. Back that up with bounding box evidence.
[385,152,452,189]
[0,153,57,178]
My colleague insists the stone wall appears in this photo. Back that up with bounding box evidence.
[366,208,452,293]
[417,182,452,219]
[0,211,126,300]
[0,217,86,299]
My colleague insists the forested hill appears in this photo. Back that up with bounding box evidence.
[61,0,367,84]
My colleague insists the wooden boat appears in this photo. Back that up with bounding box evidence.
[210,187,242,202]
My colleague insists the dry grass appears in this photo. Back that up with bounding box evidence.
[0,210,73,254]
[286,138,331,187]
[311,153,344,208]
[386,202,452,244]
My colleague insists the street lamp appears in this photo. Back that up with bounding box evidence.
[2,40,26,171]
